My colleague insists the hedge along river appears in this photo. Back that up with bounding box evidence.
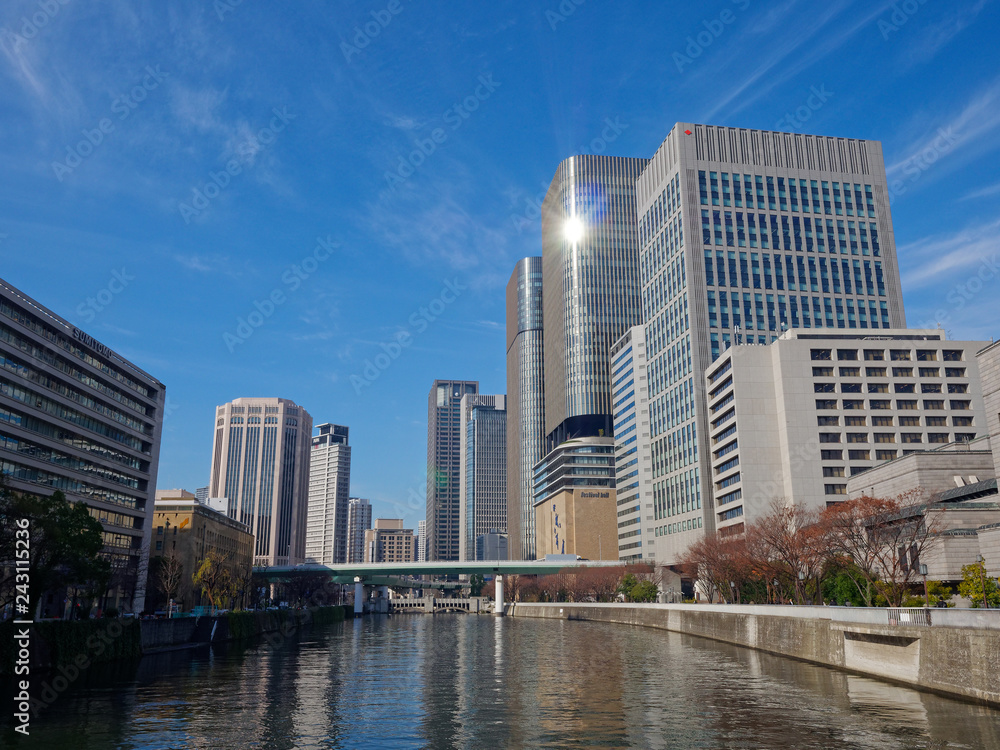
[6,614,1000,748]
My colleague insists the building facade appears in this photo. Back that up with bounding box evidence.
[305,423,351,565]
[0,277,165,615]
[150,489,253,612]
[417,519,427,562]
[208,397,312,566]
[532,436,617,559]
[978,340,1000,479]
[541,155,648,451]
[346,497,372,564]
[476,530,508,561]
[427,379,478,560]
[636,123,907,565]
[364,518,416,563]
[459,393,507,561]
[505,256,545,560]
[610,326,655,561]
[700,330,987,537]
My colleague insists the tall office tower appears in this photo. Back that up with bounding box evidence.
[701,330,987,537]
[542,155,649,451]
[346,497,372,564]
[636,123,906,566]
[305,423,351,565]
[427,379,478,560]
[417,519,427,562]
[195,486,209,503]
[459,394,507,561]
[0,278,165,616]
[610,326,655,562]
[506,257,545,560]
[208,397,313,566]
[364,518,417,563]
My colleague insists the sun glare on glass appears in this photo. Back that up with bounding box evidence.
[564,217,584,243]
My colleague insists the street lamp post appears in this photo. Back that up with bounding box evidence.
[797,570,806,605]
[728,581,736,604]
[919,563,929,607]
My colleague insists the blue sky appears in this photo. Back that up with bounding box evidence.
[2,0,999,527]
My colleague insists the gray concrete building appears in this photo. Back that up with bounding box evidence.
[700,329,987,539]
[476,530,508,561]
[610,326,655,561]
[305,423,351,565]
[979,340,1000,479]
[427,379,478,560]
[346,497,372,564]
[208,397,312,566]
[505,256,545,560]
[637,123,907,566]
[0,277,165,615]
[459,394,507,561]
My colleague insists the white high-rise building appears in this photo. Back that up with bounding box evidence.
[346,497,372,564]
[610,326,655,561]
[208,397,313,566]
[459,394,507,561]
[305,423,351,565]
[701,330,988,536]
[417,520,427,562]
[636,123,906,566]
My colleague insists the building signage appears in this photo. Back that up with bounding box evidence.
[72,327,114,360]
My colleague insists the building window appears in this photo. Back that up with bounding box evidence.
[816,399,838,409]
[837,349,858,361]
[864,349,885,361]
[901,433,923,444]
[896,400,918,410]
[950,400,971,411]
[945,367,966,378]
[818,416,840,426]
[866,367,887,377]
[919,367,940,378]
[870,400,890,410]
[872,416,893,426]
[823,466,845,477]
[819,433,841,443]
[892,367,914,377]
[876,449,897,460]
[847,433,868,443]
[928,433,949,443]
[890,350,911,361]
[942,350,963,362]
[953,416,974,427]
[811,349,832,361]
[825,484,847,495]
[844,416,866,426]
[874,433,895,443]
[848,449,870,460]
[843,400,864,410]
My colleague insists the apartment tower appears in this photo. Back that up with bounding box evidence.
[346,497,372,564]
[459,394,507,561]
[305,423,351,565]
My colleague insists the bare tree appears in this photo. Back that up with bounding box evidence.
[156,553,184,610]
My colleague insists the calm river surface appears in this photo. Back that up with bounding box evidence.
[9,614,1000,749]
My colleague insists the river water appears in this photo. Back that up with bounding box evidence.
[10,614,1000,749]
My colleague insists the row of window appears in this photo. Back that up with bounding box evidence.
[812,348,964,362]
[819,431,971,444]
[812,366,966,378]
[814,381,968,393]
[654,516,704,536]
[699,171,876,218]
[701,211,881,256]
[815,398,971,411]
[818,415,972,427]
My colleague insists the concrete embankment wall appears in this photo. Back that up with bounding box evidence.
[509,603,1000,707]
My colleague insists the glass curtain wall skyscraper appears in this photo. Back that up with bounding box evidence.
[541,155,648,452]
[427,379,478,561]
[636,123,906,566]
[505,257,544,560]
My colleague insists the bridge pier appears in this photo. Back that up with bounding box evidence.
[354,578,364,615]
[494,575,504,616]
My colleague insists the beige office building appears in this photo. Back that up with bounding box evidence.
[208,397,312,566]
[697,329,988,541]
[150,489,253,611]
[364,518,416,563]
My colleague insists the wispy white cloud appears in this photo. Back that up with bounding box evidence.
[900,0,988,65]
[899,216,1000,290]
[960,181,1000,201]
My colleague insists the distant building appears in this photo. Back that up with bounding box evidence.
[459,394,507,561]
[702,329,988,539]
[195,486,209,503]
[208,397,312,566]
[533,437,618,560]
[150,489,253,612]
[346,497,372,564]
[506,256,546,561]
[364,518,416,563]
[980,340,1000,480]
[610,326,654,562]
[427,380,478,560]
[476,530,508,561]
[417,519,427,562]
[0,276,166,616]
[305,423,351,565]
